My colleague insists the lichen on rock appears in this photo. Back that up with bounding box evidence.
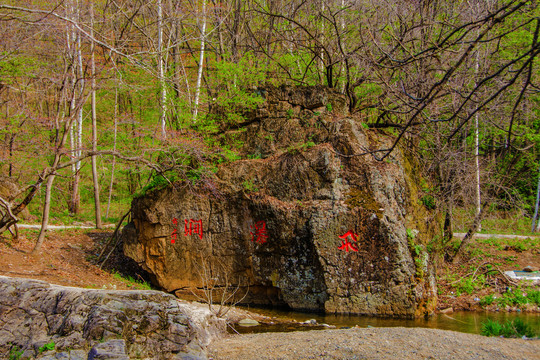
[123,85,440,318]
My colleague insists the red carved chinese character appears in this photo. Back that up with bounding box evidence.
[184,219,203,240]
[338,230,359,252]
[250,221,268,244]
[171,218,178,244]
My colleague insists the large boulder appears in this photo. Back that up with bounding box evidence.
[123,85,439,318]
[0,276,225,359]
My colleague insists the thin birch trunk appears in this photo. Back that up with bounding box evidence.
[106,87,118,219]
[192,0,207,123]
[71,0,84,215]
[158,0,167,138]
[474,38,481,231]
[319,0,325,84]
[90,3,102,229]
[339,0,345,93]
[532,164,540,232]
[67,0,78,214]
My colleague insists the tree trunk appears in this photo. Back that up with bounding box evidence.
[33,173,56,253]
[106,87,118,219]
[90,3,102,229]
[192,0,207,123]
[532,164,540,232]
[158,0,167,138]
[452,203,487,264]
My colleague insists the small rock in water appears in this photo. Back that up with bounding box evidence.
[238,318,260,327]
[523,265,539,272]
[302,319,317,325]
[440,307,453,314]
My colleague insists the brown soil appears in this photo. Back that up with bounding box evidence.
[0,228,151,290]
[208,327,539,360]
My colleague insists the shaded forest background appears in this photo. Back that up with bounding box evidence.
[0,0,539,252]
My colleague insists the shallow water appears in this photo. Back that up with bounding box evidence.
[234,307,540,335]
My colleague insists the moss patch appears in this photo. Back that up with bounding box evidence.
[345,188,382,217]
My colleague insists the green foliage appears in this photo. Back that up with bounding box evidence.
[495,289,540,307]
[476,236,538,251]
[8,344,23,360]
[406,228,417,240]
[242,180,258,193]
[406,229,427,279]
[480,318,503,337]
[454,275,486,295]
[287,141,316,155]
[480,294,495,306]
[38,341,55,353]
[203,52,266,125]
[136,174,172,197]
[325,103,333,112]
[247,153,262,160]
[286,109,294,119]
[112,272,152,290]
[481,318,536,338]
[420,195,436,210]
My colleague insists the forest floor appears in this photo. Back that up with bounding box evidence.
[436,233,539,312]
[0,227,152,291]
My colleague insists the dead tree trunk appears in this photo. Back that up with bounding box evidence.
[452,203,488,264]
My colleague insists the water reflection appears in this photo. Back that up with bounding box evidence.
[235,307,540,335]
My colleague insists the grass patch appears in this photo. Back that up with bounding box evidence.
[495,289,540,307]
[481,318,537,338]
[112,272,152,290]
[453,274,486,295]
[453,208,536,236]
[477,236,539,252]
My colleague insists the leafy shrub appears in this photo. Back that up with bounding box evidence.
[454,275,486,295]
[480,294,495,306]
[527,290,540,305]
[496,290,531,307]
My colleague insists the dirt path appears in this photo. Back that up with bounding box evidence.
[208,327,539,360]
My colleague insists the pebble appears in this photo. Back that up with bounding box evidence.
[238,318,260,327]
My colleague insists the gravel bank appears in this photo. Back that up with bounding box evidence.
[208,327,539,360]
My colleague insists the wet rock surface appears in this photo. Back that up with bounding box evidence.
[0,276,225,359]
[124,85,440,318]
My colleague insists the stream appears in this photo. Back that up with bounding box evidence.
[233,307,540,335]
